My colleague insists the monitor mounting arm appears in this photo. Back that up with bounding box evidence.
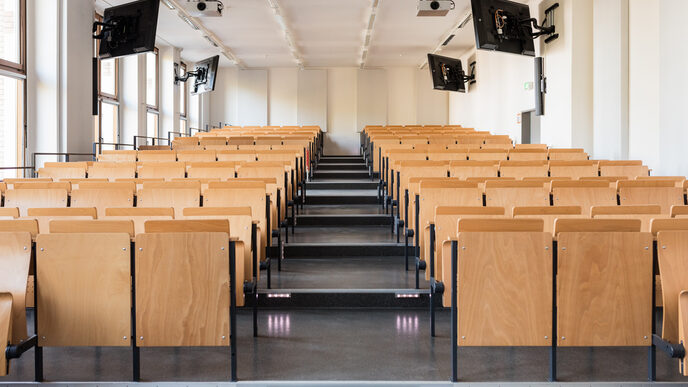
[92,19,121,40]
[520,3,559,44]
[174,63,207,86]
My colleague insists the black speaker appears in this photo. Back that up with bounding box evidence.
[92,57,99,116]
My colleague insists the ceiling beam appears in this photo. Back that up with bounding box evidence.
[165,0,245,68]
[417,7,472,70]
[266,0,304,68]
[359,0,381,69]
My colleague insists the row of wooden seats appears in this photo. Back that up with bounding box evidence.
[396,178,686,292]
[171,136,312,149]
[0,218,239,379]
[434,218,688,378]
[33,160,298,181]
[94,149,304,163]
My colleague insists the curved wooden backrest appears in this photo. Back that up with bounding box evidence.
[0,231,32,345]
[484,180,549,211]
[176,150,217,162]
[556,221,652,346]
[137,150,176,162]
[547,148,589,161]
[551,180,616,212]
[507,148,548,161]
[27,207,97,217]
[71,188,134,218]
[36,232,131,347]
[98,150,137,162]
[0,208,19,219]
[227,136,255,146]
[87,162,138,180]
[4,189,68,216]
[134,231,231,346]
[198,137,228,146]
[38,166,86,180]
[49,220,135,238]
[76,181,136,193]
[137,164,186,180]
[549,160,598,178]
[0,220,39,239]
[187,167,235,180]
[449,160,499,179]
[144,219,229,233]
[456,225,551,346]
[498,160,549,179]
[617,180,684,214]
[467,149,508,161]
[671,205,688,218]
[103,207,175,235]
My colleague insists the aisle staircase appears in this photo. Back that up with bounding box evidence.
[257,154,429,308]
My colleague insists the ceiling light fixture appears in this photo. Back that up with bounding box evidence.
[359,0,381,69]
[179,14,200,30]
[265,0,304,68]
[161,0,176,10]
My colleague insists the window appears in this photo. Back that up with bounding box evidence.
[94,13,120,151]
[179,62,187,134]
[146,48,159,140]
[0,0,26,178]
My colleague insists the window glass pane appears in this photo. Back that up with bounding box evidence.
[146,51,157,106]
[0,0,21,64]
[0,75,23,177]
[101,102,118,145]
[101,58,116,96]
[179,80,186,115]
[180,119,186,134]
[146,112,158,141]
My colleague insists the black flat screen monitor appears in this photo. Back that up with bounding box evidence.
[191,55,220,95]
[98,0,159,59]
[471,0,535,56]
[427,54,465,93]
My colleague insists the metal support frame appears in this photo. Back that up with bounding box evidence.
[133,135,170,148]
[251,223,259,338]
[451,240,458,382]
[414,194,422,289]
[265,194,272,289]
[429,223,437,338]
[229,240,238,382]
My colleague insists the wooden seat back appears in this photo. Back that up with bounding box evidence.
[551,180,617,213]
[618,180,684,214]
[136,150,176,162]
[484,180,550,212]
[591,205,664,232]
[454,218,551,346]
[205,182,268,263]
[599,160,649,179]
[137,163,186,180]
[36,229,132,346]
[26,207,97,233]
[426,149,469,161]
[468,149,508,161]
[71,186,134,218]
[449,161,499,179]
[37,166,86,180]
[87,162,136,180]
[432,206,506,306]
[549,160,598,179]
[176,150,217,162]
[508,148,548,161]
[4,188,68,216]
[135,220,232,346]
[499,160,549,179]
[554,219,651,346]
[98,150,137,162]
[227,136,255,146]
[547,148,589,161]
[0,230,32,348]
[216,150,257,163]
[137,182,200,216]
[512,206,583,234]
[104,207,174,235]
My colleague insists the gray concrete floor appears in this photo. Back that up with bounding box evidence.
[300,205,387,215]
[2,309,686,383]
[289,226,396,243]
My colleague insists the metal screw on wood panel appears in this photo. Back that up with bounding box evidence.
[561,336,566,340]
[662,246,667,249]
[545,246,549,250]
[461,336,465,340]
[139,248,143,251]
[40,248,44,251]
[123,336,127,340]
[644,247,649,250]
[222,335,226,340]
[41,336,45,340]
[139,336,144,340]
[561,247,566,251]
[644,336,648,339]
[122,247,127,251]
[544,336,548,339]
[23,246,27,250]
[461,246,466,250]
[221,247,225,250]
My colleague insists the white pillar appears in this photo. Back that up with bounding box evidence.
[159,46,180,140]
[592,0,629,160]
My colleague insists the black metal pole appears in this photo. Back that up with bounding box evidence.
[549,240,557,382]
[649,240,658,381]
[229,240,237,382]
[33,241,43,382]
[131,241,140,381]
[430,223,436,338]
[265,194,272,289]
[451,240,458,382]
[252,223,258,338]
[415,194,420,289]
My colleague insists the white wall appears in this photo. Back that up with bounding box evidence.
[268,68,298,126]
[208,66,446,155]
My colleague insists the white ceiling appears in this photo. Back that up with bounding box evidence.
[95,0,488,68]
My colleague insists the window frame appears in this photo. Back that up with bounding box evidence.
[0,0,26,75]
[146,47,160,111]
[94,12,120,147]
